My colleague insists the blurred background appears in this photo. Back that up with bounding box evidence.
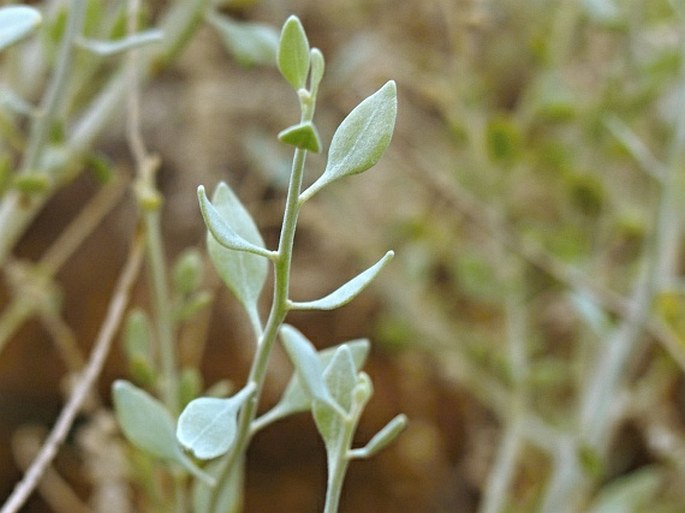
[2,0,685,512]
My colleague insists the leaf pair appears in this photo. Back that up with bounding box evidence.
[112,380,214,484]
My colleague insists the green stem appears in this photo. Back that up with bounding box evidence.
[208,146,308,513]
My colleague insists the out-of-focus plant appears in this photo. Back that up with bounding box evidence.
[316,0,685,511]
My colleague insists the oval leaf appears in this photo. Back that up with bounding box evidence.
[177,383,255,460]
[207,11,278,67]
[300,81,397,201]
[290,251,394,311]
[113,380,179,460]
[277,15,310,90]
[0,6,41,52]
[201,182,270,325]
[112,381,215,484]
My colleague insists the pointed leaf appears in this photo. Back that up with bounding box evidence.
[300,81,397,201]
[278,121,321,153]
[277,15,310,90]
[0,6,41,52]
[198,184,272,258]
[322,345,357,412]
[279,325,340,412]
[177,383,255,460]
[76,29,162,56]
[201,182,270,323]
[290,251,393,311]
[254,339,370,430]
[350,414,407,459]
[207,11,278,67]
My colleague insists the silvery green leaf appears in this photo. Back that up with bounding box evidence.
[290,251,393,311]
[586,467,661,513]
[312,399,341,454]
[279,325,340,413]
[278,121,321,153]
[309,48,324,94]
[0,6,41,52]
[177,383,255,460]
[112,380,214,484]
[300,81,397,202]
[198,184,272,258]
[113,380,179,460]
[322,345,357,413]
[206,11,278,67]
[349,414,407,459]
[201,182,271,326]
[76,29,163,56]
[277,15,310,90]
[253,339,370,430]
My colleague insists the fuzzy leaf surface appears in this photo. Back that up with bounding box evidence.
[255,339,370,429]
[277,15,309,90]
[177,384,255,460]
[290,251,393,311]
[201,182,269,323]
[280,325,338,410]
[301,81,397,201]
[0,6,41,51]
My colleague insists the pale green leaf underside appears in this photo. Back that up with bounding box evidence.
[0,6,41,52]
[323,345,357,413]
[201,182,270,322]
[277,15,310,90]
[113,380,180,460]
[76,30,163,56]
[290,251,394,311]
[177,384,255,460]
[300,80,397,202]
[254,339,370,429]
[198,184,272,258]
[279,325,341,414]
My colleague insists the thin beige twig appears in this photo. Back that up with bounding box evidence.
[0,235,144,513]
